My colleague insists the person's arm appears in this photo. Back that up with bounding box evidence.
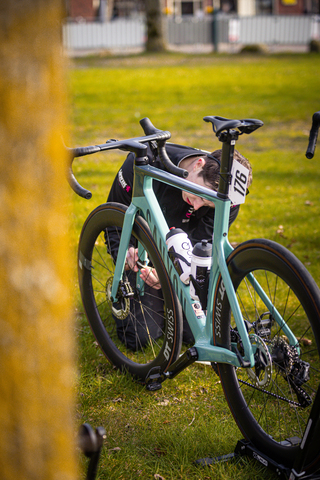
[105,153,135,262]
[107,152,134,205]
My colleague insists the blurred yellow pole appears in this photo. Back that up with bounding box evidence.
[0,1,77,479]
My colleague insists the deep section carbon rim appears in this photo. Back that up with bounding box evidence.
[78,203,182,380]
[214,239,320,471]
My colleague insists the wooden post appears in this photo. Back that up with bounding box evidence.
[0,1,77,479]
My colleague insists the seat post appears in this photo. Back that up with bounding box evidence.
[217,130,239,199]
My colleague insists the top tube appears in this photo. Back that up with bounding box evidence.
[134,164,220,205]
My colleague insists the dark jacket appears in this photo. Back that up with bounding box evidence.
[107,143,239,245]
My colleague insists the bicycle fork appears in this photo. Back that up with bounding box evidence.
[110,203,138,303]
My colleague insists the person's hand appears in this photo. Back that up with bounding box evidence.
[125,248,161,290]
[125,247,139,272]
[140,266,161,290]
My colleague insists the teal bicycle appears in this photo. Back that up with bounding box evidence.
[69,113,320,476]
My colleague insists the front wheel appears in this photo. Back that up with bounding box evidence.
[213,239,320,473]
[78,202,183,382]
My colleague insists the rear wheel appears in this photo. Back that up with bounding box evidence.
[213,239,320,472]
[78,202,183,381]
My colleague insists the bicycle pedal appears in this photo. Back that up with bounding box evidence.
[145,367,164,391]
[146,381,162,391]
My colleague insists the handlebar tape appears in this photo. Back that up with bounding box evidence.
[158,145,188,178]
[306,111,320,159]
[67,168,92,199]
[67,148,93,199]
[72,145,101,158]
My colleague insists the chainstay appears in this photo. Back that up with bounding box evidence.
[239,378,303,407]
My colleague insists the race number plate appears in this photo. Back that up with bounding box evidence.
[229,159,249,205]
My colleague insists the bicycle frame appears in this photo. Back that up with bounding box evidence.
[110,160,298,368]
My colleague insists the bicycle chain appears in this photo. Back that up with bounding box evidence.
[238,377,303,407]
[239,364,312,408]
[287,378,312,408]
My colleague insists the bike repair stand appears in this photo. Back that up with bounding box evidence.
[195,383,320,479]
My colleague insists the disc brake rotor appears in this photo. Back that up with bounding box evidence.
[247,334,272,388]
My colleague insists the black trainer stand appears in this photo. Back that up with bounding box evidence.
[79,423,106,480]
[195,384,320,480]
[195,442,291,479]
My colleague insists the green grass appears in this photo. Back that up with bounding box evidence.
[69,52,320,479]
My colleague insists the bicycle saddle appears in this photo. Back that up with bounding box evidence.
[203,116,263,135]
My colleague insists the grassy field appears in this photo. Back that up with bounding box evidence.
[68,51,320,479]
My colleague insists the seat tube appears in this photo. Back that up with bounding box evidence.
[215,130,255,366]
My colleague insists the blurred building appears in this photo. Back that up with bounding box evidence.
[66,0,144,20]
[65,0,320,21]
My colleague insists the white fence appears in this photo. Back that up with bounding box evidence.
[63,18,145,51]
[62,15,320,52]
[227,15,319,45]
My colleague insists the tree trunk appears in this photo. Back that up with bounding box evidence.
[0,1,77,479]
[145,0,167,52]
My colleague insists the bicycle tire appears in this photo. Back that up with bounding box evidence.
[213,238,320,472]
[78,202,183,381]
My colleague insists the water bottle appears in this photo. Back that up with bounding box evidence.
[166,228,192,284]
[190,239,212,308]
